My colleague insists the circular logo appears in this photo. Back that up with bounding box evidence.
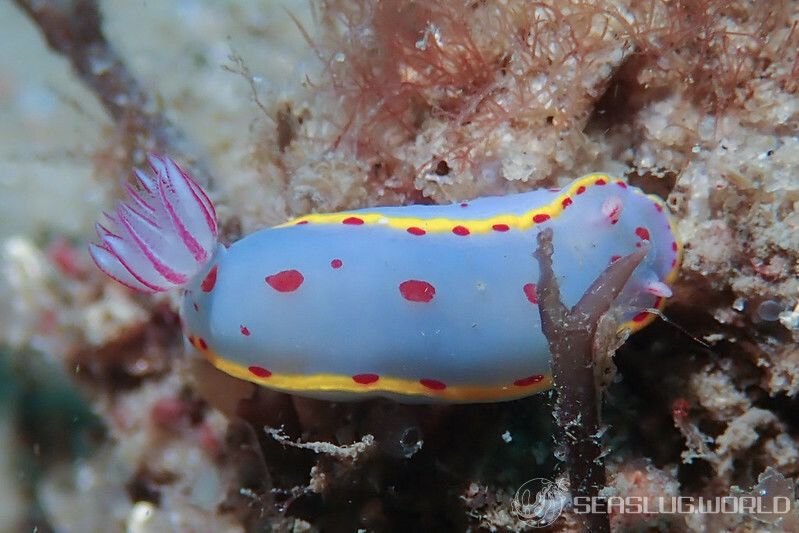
[512,477,568,528]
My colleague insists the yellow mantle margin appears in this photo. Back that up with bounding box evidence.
[202,349,553,403]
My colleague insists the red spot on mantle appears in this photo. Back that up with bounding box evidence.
[407,226,426,236]
[561,197,573,208]
[420,378,446,390]
[342,216,364,225]
[452,225,470,236]
[331,258,343,269]
[576,185,586,195]
[266,270,304,292]
[197,338,208,350]
[616,181,628,188]
[248,366,272,378]
[240,325,250,336]
[635,227,650,241]
[514,375,544,387]
[399,280,436,302]
[632,311,650,323]
[352,373,379,385]
[523,283,538,304]
[492,223,510,232]
[595,178,607,185]
[532,213,550,223]
[295,220,309,225]
[200,265,218,292]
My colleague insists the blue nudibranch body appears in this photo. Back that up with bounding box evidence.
[91,156,681,403]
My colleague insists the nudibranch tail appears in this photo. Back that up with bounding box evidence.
[89,154,218,292]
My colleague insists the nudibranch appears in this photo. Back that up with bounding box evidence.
[90,155,681,403]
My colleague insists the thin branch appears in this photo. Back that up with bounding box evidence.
[14,0,212,186]
[265,426,375,462]
[533,227,648,533]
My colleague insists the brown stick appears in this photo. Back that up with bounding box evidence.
[14,0,212,186]
[533,227,647,533]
